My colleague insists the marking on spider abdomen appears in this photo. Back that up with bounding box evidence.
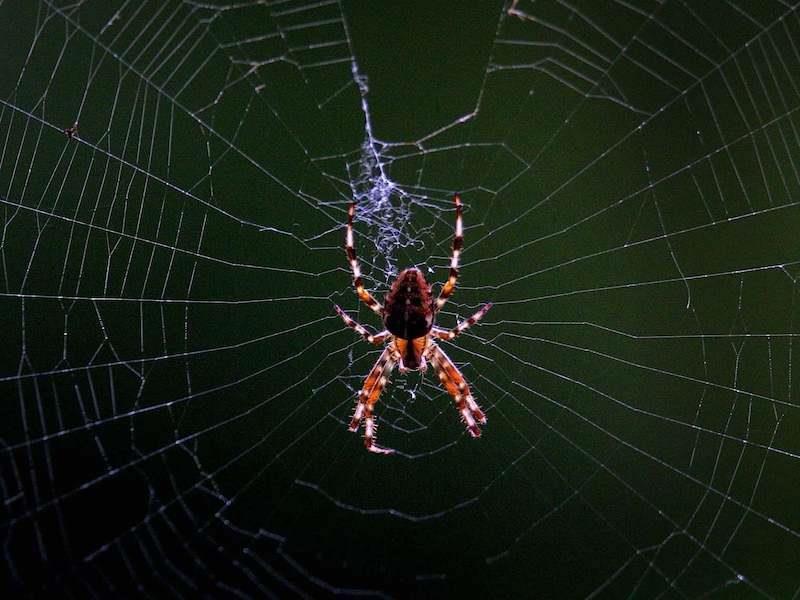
[383,268,433,340]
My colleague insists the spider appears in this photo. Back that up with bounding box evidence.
[63,121,79,139]
[334,194,492,454]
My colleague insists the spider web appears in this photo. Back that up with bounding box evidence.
[3,0,800,597]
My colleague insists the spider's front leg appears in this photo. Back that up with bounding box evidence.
[349,347,398,454]
[345,202,383,316]
[435,193,464,312]
[427,341,486,437]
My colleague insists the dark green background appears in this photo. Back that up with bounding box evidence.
[2,1,800,597]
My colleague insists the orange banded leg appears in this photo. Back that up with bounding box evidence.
[427,342,486,437]
[349,347,397,454]
[346,202,383,315]
[436,194,464,311]
[432,302,492,341]
[334,305,390,345]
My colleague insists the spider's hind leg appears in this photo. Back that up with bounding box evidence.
[427,341,486,437]
[349,346,398,454]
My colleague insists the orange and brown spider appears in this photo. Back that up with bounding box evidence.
[334,194,492,454]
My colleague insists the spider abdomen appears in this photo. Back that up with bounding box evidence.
[383,268,433,340]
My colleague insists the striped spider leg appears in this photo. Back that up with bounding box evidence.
[431,302,493,341]
[333,305,390,345]
[345,202,383,316]
[348,345,399,454]
[427,342,486,437]
[435,193,463,312]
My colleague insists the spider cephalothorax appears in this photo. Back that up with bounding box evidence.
[334,194,492,454]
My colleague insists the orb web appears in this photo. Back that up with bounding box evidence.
[2,0,800,597]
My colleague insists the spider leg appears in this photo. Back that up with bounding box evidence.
[334,305,390,345]
[432,302,492,341]
[427,341,486,438]
[345,202,383,316]
[435,193,464,311]
[349,346,398,454]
